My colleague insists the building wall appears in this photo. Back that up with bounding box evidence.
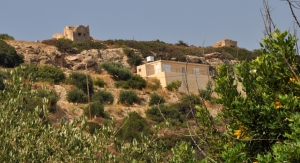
[52,25,90,42]
[213,39,237,48]
[137,60,210,93]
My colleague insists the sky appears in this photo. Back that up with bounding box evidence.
[1,1,299,51]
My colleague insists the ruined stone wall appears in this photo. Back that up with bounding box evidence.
[52,25,90,42]
[213,39,237,48]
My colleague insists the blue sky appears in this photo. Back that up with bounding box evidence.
[1,1,299,50]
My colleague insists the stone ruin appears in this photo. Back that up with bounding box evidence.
[213,38,237,48]
[52,25,90,42]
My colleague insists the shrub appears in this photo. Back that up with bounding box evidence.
[146,105,183,126]
[23,89,58,113]
[0,34,14,40]
[0,40,24,67]
[119,90,138,105]
[37,65,65,84]
[42,39,107,54]
[0,77,4,91]
[100,62,132,80]
[173,94,200,118]
[148,93,165,106]
[73,40,107,52]
[115,75,146,90]
[82,122,101,134]
[93,78,106,87]
[0,70,5,90]
[123,48,143,67]
[67,72,93,94]
[166,80,182,91]
[116,112,152,142]
[67,88,87,103]
[199,81,213,100]
[84,101,107,118]
[146,78,161,91]
[91,90,114,104]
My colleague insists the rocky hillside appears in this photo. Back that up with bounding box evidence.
[6,40,237,71]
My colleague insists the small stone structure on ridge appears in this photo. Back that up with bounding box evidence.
[52,25,90,42]
[213,38,237,48]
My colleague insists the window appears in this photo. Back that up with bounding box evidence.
[163,64,171,72]
[182,67,186,73]
[138,69,141,72]
[194,68,199,74]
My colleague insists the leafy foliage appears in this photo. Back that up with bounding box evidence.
[115,75,146,90]
[146,105,183,126]
[123,48,143,67]
[199,81,213,100]
[67,72,93,94]
[0,33,14,40]
[213,30,300,162]
[91,89,114,104]
[37,65,65,83]
[67,88,87,103]
[93,77,106,87]
[42,38,107,54]
[146,77,161,91]
[84,101,107,118]
[119,90,139,105]
[82,122,101,134]
[148,93,165,106]
[116,112,152,142]
[100,62,133,80]
[0,40,23,67]
[166,80,182,91]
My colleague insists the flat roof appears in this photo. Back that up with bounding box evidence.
[139,60,209,67]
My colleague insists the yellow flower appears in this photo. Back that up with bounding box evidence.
[290,77,296,83]
[234,130,241,139]
[275,101,281,109]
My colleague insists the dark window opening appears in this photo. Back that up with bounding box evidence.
[78,33,82,36]
[84,34,85,36]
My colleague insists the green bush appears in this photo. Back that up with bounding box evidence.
[173,94,201,118]
[0,70,5,90]
[116,112,152,142]
[166,80,182,91]
[123,48,143,67]
[0,40,24,67]
[115,75,146,90]
[67,88,87,103]
[93,78,106,87]
[100,62,132,80]
[22,88,58,113]
[67,72,93,94]
[73,40,107,52]
[0,77,4,91]
[146,105,183,126]
[42,39,107,54]
[148,93,165,106]
[82,122,101,134]
[199,81,213,100]
[146,78,161,91]
[37,65,65,84]
[119,90,138,105]
[0,34,14,40]
[84,101,107,118]
[91,90,114,104]
[212,30,300,162]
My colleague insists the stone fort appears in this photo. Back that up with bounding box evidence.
[52,25,90,42]
[213,38,237,48]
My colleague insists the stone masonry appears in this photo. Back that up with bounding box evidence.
[52,25,90,42]
[213,38,237,48]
